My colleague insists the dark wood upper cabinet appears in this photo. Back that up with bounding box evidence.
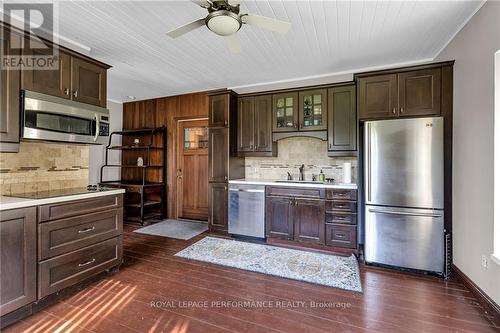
[19,33,108,108]
[358,74,398,120]
[359,67,442,120]
[209,182,228,232]
[0,207,37,316]
[328,85,357,153]
[298,89,327,131]
[208,127,228,182]
[209,94,229,128]
[236,95,274,156]
[293,198,325,244]
[71,57,107,107]
[1,32,21,151]
[237,96,254,152]
[254,95,273,152]
[266,196,294,240]
[272,92,298,132]
[398,68,441,117]
[22,46,71,99]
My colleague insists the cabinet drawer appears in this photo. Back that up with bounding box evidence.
[325,224,357,248]
[39,209,123,260]
[39,194,123,222]
[38,236,122,298]
[326,212,357,225]
[266,186,325,199]
[326,200,357,212]
[326,189,357,201]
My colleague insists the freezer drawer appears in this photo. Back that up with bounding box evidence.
[228,185,265,238]
[365,205,444,274]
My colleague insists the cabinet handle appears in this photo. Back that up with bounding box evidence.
[78,226,95,234]
[392,107,396,115]
[224,175,228,181]
[400,107,404,113]
[73,90,78,98]
[78,258,96,267]
[329,143,332,149]
[335,233,346,239]
[289,199,293,205]
[224,186,228,191]
[224,120,228,126]
[64,88,70,96]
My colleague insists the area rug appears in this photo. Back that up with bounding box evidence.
[175,237,362,292]
[134,219,208,240]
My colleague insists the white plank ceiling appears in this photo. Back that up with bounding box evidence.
[50,0,484,101]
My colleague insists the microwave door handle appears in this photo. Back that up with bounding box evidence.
[93,114,99,142]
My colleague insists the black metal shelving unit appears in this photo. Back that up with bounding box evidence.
[99,127,167,225]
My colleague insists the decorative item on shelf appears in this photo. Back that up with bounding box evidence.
[134,138,140,146]
[137,157,144,166]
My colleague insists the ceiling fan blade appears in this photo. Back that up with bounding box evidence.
[241,14,291,34]
[191,0,212,8]
[225,34,241,54]
[166,18,206,39]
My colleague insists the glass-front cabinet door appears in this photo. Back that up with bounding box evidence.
[272,93,298,132]
[298,89,327,131]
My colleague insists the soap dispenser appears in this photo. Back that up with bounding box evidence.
[319,169,325,182]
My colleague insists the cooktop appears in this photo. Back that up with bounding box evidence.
[6,185,113,199]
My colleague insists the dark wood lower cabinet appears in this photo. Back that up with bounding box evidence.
[266,196,293,240]
[208,182,228,232]
[38,236,122,298]
[266,187,358,252]
[266,187,325,246]
[0,194,124,327]
[0,207,37,316]
[293,198,325,244]
[325,224,357,248]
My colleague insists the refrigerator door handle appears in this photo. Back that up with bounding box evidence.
[368,208,442,218]
[365,122,372,203]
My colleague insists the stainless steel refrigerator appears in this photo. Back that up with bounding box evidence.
[364,117,445,274]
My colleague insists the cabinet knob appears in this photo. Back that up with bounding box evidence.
[64,88,70,96]
[224,175,228,181]
[400,107,404,113]
[73,90,78,98]
[224,120,228,126]
[294,123,297,129]
[392,107,396,114]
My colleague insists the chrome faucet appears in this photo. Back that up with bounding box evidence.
[287,172,293,180]
[299,164,305,181]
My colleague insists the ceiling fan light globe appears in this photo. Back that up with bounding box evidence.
[206,11,242,36]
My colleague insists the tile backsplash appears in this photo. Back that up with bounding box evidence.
[245,137,357,183]
[0,142,89,195]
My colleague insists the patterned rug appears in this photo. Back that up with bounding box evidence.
[175,237,362,292]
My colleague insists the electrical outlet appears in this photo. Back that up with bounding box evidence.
[481,255,490,269]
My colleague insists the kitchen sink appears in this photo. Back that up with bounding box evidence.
[275,180,326,185]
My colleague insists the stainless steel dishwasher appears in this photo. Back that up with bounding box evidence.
[228,184,265,238]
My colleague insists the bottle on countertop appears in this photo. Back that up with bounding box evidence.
[319,169,325,182]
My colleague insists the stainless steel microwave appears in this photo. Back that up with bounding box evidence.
[21,90,110,145]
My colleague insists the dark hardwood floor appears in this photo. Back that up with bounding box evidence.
[4,224,500,333]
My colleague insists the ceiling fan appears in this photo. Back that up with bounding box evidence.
[166,0,291,53]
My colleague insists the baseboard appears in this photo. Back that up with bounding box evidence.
[452,264,500,327]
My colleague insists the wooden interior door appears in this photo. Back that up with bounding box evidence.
[176,119,209,221]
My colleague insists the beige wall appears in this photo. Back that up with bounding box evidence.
[245,137,357,183]
[0,142,89,195]
[436,1,500,304]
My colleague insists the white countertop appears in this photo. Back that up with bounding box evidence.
[228,179,358,190]
[0,189,126,211]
